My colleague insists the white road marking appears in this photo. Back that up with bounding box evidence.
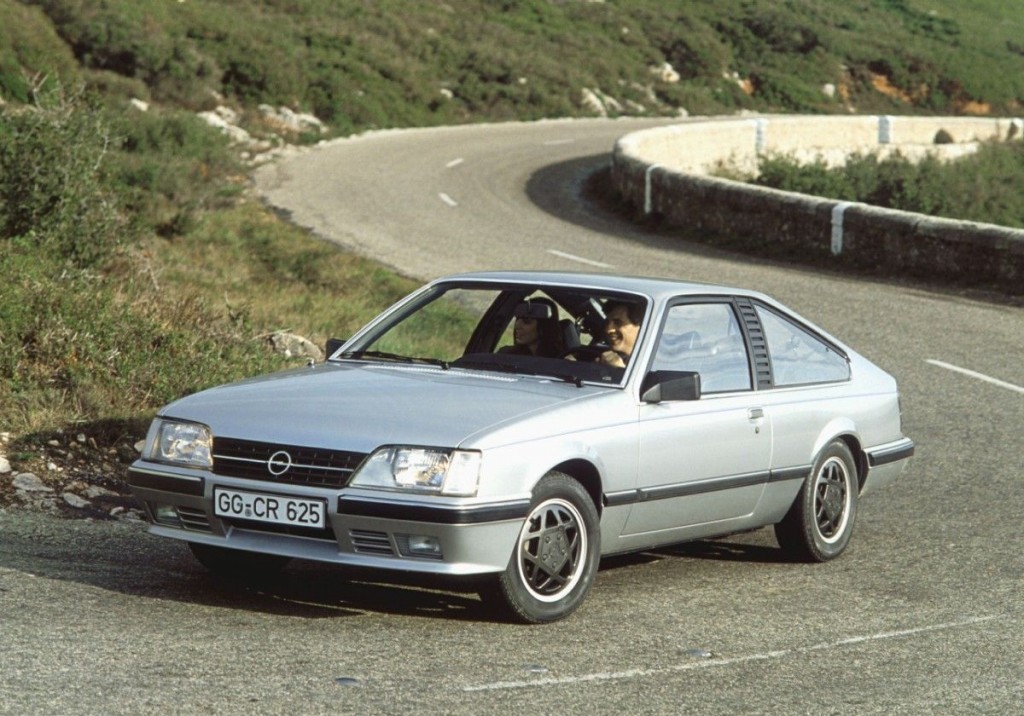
[462,615,1001,692]
[438,192,459,207]
[926,359,1024,394]
[445,158,464,168]
[547,249,613,269]
[542,139,575,146]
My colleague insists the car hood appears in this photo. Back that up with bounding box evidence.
[159,362,609,453]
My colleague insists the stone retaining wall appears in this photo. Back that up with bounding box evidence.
[610,115,1024,294]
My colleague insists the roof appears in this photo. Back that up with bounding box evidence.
[438,270,752,302]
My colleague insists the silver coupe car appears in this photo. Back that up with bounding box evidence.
[128,271,914,623]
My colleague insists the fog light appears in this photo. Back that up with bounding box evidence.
[397,534,443,559]
[153,504,181,526]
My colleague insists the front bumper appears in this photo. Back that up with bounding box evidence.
[128,462,529,576]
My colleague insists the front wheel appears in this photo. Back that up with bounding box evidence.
[482,472,600,624]
[774,441,859,562]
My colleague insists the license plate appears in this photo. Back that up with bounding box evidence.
[214,488,326,529]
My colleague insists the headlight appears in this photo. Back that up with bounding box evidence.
[143,419,213,469]
[350,447,481,496]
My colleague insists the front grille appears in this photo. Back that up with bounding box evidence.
[350,529,395,556]
[177,507,212,532]
[213,437,367,489]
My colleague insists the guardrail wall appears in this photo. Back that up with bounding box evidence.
[610,116,1024,293]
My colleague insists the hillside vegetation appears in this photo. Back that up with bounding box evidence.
[5,0,1024,127]
[1,0,1022,501]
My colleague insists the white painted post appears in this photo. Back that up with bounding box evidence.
[644,164,661,215]
[879,116,894,144]
[755,118,768,154]
[831,202,854,256]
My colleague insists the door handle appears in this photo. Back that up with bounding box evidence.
[747,408,764,420]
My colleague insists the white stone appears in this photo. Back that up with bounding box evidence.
[0,456,10,474]
[580,88,607,117]
[129,98,149,112]
[13,473,52,492]
[650,62,680,84]
[267,331,324,361]
[197,111,252,144]
[62,492,92,509]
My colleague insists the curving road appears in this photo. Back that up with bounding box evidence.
[2,119,1022,714]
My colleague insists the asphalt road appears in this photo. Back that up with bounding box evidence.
[3,118,1022,714]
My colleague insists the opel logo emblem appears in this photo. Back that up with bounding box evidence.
[267,450,292,476]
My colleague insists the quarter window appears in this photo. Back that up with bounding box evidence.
[652,303,752,392]
[756,307,850,386]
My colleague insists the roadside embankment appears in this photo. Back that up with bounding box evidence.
[610,115,1024,294]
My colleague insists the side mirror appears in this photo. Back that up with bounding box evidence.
[325,338,346,359]
[641,370,701,403]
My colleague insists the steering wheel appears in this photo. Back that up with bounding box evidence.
[562,345,627,365]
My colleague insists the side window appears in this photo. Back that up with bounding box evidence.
[756,306,850,386]
[652,303,752,393]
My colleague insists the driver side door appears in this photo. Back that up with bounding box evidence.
[622,299,772,539]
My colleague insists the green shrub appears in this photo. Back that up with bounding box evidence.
[0,86,129,266]
[752,141,1024,228]
[0,0,80,102]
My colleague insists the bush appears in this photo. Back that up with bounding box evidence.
[752,141,1024,228]
[0,0,80,102]
[0,86,129,266]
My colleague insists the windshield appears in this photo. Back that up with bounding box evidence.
[337,282,649,386]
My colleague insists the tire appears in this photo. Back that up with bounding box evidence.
[774,440,859,562]
[188,542,291,579]
[482,472,600,624]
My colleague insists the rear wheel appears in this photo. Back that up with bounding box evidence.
[188,543,291,578]
[482,472,600,624]
[775,441,858,562]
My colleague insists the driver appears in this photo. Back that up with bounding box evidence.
[598,301,642,368]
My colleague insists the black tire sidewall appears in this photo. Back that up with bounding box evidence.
[803,441,858,561]
[497,472,601,623]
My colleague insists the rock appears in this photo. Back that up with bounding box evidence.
[267,331,324,361]
[258,104,327,134]
[0,456,11,474]
[12,473,52,493]
[197,110,252,144]
[650,62,680,84]
[62,492,92,509]
[85,485,118,499]
[579,87,625,117]
[129,98,149,112]
[112,507,144,521]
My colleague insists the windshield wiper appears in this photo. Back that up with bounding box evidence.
[543,371,584,388]
[340,350,450,369]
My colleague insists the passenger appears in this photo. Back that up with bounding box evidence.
[598,301,642,368]
[498,297,564,358]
